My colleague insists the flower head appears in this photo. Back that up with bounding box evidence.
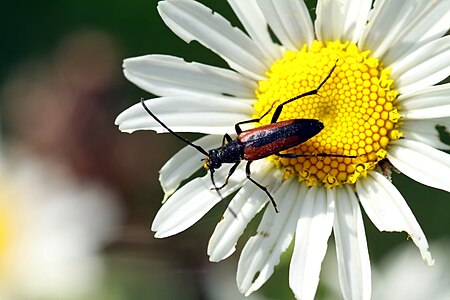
[116,0,450,299]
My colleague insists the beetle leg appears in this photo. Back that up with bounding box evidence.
[210,168,237,217]
[210,168,221,197]
[234,102,278,134]
[245,161,279,213]
[212,161,240,190]
[222,133,233,146]
[270,62,338,123]
[234,118,261,134]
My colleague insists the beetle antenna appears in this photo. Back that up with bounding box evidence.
[140,98,209,156]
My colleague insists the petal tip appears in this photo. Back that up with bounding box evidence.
[422,250,435,266]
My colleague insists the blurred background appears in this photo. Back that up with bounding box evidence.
[0,1,449,299]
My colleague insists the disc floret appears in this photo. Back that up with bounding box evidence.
[254,40,401,187]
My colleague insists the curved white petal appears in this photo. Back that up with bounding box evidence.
[356,171,434,265]
[334,185,371,300]
[159,135,223,201]
[359,0,416,55]
[115,97,254,135]
[359,1,450,65]
[289,186,334,300]
[158,0,268,80]
[390,36,450,95]
[256,0,314,50]
[383,0,450,66]
[227,0,282,62]
[208,161,282,262]
[315,0,372,43]
[123,55,257,98]
[237,179,305,296]
[402,106,450,120]
[402,119,450,150]
[397,83,450,119]
[398,82,450,103]
[387,139,450,193]
[151,163,247,238]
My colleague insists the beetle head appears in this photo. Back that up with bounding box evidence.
[204,149,222,170]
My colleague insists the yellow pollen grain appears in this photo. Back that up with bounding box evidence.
[259,40,401,187]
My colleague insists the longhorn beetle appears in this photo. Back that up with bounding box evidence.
[141,62,356,213]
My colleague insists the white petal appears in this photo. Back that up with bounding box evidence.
[402,119,450,150]
[123,55,257,98]
[115,97,254,135]
[359,0,416,55]
[359,0,450,65]
[379,1,450,65]
[289,186,334,300]
[158,0,268,80]
[397,83,450,119]
[390,36,450,95]
[256,0,314,50]
[387,139,450,193]
[159,135,223,201]
[237,179,306,296]
[208,161,282,262]
[151,163,247,238]
[227,0,282,62]
[402,106,450,120]
[315,0,372,43]
[356,171,434,266]
[334,185,371,300]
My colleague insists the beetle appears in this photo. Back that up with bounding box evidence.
[140,62,355,212]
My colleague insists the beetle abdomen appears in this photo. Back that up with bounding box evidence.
[239,119,324,160]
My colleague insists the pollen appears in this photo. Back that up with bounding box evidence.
[254,40,401,187]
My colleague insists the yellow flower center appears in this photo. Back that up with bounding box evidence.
[254,40,402,187]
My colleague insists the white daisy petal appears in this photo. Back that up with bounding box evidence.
[359,0,416,55]
[115,97,254,135]
[227,0,282,62]
[334,185,371,300]
[157,0,268,80]
[390,36,450,95]
[402,106,450,120]
[387,139,450,193]
[356,171,434,266]
[151,163,247,238]
[315,0,372,43]
[289,186,334,300]
[237,179,305,296]
[397,83,450,119]
[123,55,257,98]
[359,0,450,65]
[159,135,223,201]
[402,119,450,150]
[256,0,314,50]
[208,161,282,262]
[382,1,450,65]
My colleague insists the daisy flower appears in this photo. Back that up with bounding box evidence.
[0,153,121,299]
[115,0,450,299]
